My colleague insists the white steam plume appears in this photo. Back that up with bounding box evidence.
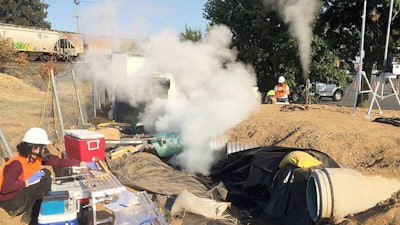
[77,25,259,175]
[263,0,321,79]
[75,0,259,175]
[141,25,258,175]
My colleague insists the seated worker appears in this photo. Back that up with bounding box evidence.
[0,127,98,225]
[274,76,290,102]
[264,89,277,104]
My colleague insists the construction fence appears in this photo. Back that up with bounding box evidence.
[0,67,108,161]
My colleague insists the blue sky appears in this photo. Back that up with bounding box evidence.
[44,0,209,38]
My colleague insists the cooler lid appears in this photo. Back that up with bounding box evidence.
[64,129,104,139]
[44,190,69,201]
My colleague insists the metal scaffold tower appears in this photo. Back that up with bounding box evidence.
[366,0,400,118]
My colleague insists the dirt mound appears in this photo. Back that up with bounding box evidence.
[223,104,400,225]
[226,104,400,178]
[0,74,45,100]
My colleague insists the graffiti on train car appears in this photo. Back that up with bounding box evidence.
[13,42,34,51]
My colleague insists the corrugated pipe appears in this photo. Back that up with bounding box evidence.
[208,136,259,155]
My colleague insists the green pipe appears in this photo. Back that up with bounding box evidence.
[151,132,182,157]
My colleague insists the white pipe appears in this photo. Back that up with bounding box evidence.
[353,0,367,113]
[383,0,394,64]
[306,168,400,224]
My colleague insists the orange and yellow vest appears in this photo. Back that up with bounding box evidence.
[0,155,42,188]
[275,83,288,98]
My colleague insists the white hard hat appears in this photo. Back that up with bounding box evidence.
[278,76,285,83]
[22,127,51,145]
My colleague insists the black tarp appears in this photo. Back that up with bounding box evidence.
[105,146,340,224]
[210,146,340,225]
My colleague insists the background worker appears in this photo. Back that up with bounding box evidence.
[274,76,290,102]
[0,127,98,225]
[264,89,277,104]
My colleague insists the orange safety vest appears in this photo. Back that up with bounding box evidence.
[275,83,288,98]
[0,155,42,188]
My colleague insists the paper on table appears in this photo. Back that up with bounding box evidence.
[104,191,140,212]
[118,190,140,207]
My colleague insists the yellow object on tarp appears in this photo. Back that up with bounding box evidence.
[97,122,117,127]
[279,151,322,169]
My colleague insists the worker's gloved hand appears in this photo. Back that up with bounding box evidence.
[86,161,98,170]
[27,170,45,186]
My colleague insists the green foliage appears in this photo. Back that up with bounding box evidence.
[272,35,349,91]
[315,0,400,106]
[180,25,202,42]
[204,0,291,92]
[204,0,399,102]
[0,0,50,28]
[204,0,349,92]
[309,35,350,88]
[316,0,400,72]
[271,38,302,88]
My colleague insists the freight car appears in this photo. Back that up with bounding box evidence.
[0,23,142,61]
[0,23,84,61]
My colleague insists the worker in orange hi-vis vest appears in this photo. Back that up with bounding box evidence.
[274,76,290,102]
[0,127,99,225]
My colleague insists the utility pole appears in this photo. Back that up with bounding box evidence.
[353,0,367,114]
[111,0,115,53]
[74,0,80,33]
[383,0,394,65]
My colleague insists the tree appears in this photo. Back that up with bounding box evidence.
[180,25,203,42]
[315,0,400,107]
[204,0,291,92]
[204,0,348,94]
[204,0,399,107]
[272,35,350,89]
[0,37,28,67]
[0,0,50,28]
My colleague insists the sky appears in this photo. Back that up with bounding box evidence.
[44,0,209,39]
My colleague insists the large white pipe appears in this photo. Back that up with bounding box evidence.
[306,168,400,224]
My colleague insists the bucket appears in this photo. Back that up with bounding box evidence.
[306,168,400,224]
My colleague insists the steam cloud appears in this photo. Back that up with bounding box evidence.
[263,0,321,80]
[135,26,259,175]
[77,25,259,175]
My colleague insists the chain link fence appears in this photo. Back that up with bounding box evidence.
[0,63,108,164]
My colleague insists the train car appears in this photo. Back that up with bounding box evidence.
[60,31,86,56]
[0,23,83,61]
[0,23,142,61]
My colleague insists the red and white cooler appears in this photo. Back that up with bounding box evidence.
[64,129,105,161]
